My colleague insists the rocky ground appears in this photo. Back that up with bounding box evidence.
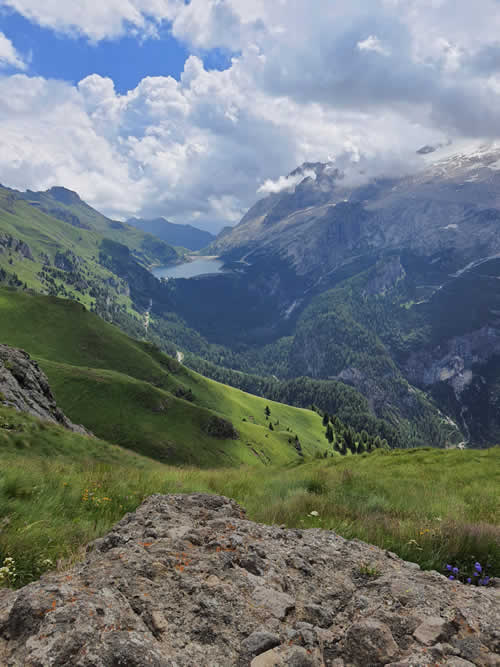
[0,344,89,434]
[0,493,498,666]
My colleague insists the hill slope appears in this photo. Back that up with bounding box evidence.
[0,184,181,325]
[0,288,331,466]
[16,186,180,267]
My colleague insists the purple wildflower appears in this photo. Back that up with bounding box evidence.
[474,562,482,573]
[446,564,453,571]
[467,578,472,584]
[452,567,459,575]
[448,575,455,580]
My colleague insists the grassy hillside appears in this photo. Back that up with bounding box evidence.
[0,406,498,587]
[0,185,181,329]
[16,186,180,267]
[0,288,329,466]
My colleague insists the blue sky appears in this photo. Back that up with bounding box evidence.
[0,8,234,92]
[0,1,499,230]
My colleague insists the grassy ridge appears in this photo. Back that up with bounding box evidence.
[0,289,328,466]
[0,405,498,587]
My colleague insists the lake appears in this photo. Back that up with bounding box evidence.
[152,256,225,280]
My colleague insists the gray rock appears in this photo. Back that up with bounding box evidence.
[344,619,399,666]
[1,494,499,666]
[241,631,281,658]
[0,344,90,434]
[252,586,295,620]
[413,616,451,645]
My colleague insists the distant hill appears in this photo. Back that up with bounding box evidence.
[127,217,215,251]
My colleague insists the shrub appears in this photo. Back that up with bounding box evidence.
[204,416,238,440]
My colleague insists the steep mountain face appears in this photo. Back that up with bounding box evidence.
[212,145,500,279]
[127,217,215,251]
[204,144,500,446]
[2,493,499,666]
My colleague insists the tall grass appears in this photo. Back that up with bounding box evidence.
[1,435,498,587]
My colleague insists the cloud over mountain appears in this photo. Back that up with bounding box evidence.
[1,0,500,230]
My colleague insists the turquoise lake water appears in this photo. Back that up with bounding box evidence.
[152,257,224,279]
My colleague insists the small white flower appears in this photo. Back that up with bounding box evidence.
[309,511,319,517]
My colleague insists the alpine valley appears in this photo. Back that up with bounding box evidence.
[5,142,500,450]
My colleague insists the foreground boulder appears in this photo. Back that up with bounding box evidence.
[0,343,89,434]
[0,494,498,666]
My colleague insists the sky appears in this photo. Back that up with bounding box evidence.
[1,1,500,231]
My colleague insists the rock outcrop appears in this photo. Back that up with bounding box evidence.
[0,344,89,434]
[1,494,498,666]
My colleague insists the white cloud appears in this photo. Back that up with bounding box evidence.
[1,1,500,230]
[357,35,391,56]
[1,0,182,42]
[0,32,26,70]
[258,169,317,195]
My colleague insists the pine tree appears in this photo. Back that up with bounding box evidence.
[322,413,329,427]
[269,422,274,431]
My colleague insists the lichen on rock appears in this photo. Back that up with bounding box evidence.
[1,493,498,665]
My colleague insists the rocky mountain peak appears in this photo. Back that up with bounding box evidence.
[46,186,82,206]
[1,493,498,665]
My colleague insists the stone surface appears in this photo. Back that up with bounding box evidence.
[413,616,451,646]
[1,493,498,666]
[241,631,281,658]
[344,619,398,665]
[0,343,90,434]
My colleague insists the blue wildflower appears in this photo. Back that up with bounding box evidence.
[448,575,455,580]
[452,567,459,575]
[467,578,472,584]
[474,562,482,573]
[446,564,453,571]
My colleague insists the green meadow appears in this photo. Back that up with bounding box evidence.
[0,406,498,587]
[0,289,329,466]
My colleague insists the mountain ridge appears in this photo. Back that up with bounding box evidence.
[127,216,215,251]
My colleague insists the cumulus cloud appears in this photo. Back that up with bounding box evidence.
[0,32,26,70]
[1,0,182,42]
[1,0,500,229]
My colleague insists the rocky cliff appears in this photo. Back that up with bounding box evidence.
[1,494,498,666]
[0,344,89,434]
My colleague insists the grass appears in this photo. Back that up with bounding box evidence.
[0,288,329,466]
[1,406,498,588]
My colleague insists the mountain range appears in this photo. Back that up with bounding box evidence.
[3,143,500,448]
[202,142,500,446]
[127,217,215,251]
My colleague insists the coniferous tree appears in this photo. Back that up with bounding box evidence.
[322,413,329,427]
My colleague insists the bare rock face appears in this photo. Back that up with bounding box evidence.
[1,494,498,666]
[0,344,89,434]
